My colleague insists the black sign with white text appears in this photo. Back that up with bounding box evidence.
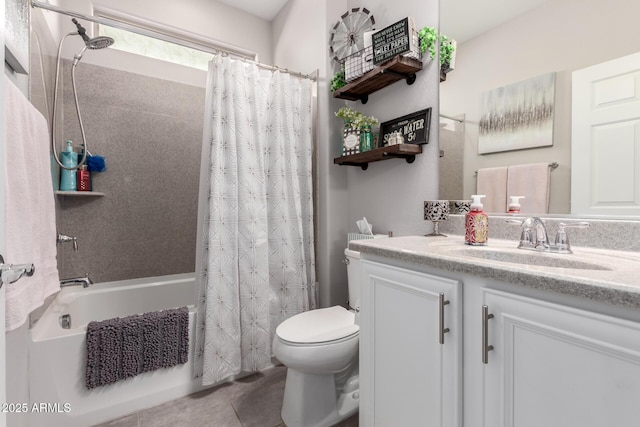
[372,18,410,65]
[380,108,432,146]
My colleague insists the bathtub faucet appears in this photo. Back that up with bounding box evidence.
[60,274,93,288]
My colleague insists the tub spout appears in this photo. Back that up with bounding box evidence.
[60,274,93,288]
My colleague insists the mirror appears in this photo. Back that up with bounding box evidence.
[439,0,640,217]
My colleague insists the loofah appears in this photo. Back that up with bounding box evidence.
[87,155,106,172]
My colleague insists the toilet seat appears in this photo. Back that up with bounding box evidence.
[276,306,359,345]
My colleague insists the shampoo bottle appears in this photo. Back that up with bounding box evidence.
[60,140,78,191]
[465,195,488,246]
[508,196,525,213]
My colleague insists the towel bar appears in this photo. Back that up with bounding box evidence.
[0,254,35,287]
[474,162,558,176]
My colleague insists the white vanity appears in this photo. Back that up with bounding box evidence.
[350,235,640,427]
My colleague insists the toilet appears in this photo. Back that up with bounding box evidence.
[273,248,362,427]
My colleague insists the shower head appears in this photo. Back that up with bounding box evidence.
[70,18,114,65]
[70,18,115,66]
[85,36,115,50]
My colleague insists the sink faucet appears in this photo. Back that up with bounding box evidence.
[60,274,93,288]
[507,217,590,254]
[507,217,550,251]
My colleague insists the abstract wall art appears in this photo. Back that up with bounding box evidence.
[478,72,555,154]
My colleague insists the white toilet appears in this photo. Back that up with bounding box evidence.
[273,248,362,427]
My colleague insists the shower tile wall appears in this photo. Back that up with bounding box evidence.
[57,61,205,283]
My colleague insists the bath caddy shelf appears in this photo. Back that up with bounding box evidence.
[332,55,423,104]
[333,143,422,170]
[54,191,105,197]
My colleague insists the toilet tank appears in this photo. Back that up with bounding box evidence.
[344,248,362,311]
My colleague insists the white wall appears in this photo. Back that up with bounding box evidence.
[345,0,440,236]
[440,0,640,214]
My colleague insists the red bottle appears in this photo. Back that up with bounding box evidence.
[77,165,91,191]
[465,195,488,245]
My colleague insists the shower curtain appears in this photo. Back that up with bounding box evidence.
[194,55,316,385]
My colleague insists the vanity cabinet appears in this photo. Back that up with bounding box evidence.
[360,260,462,427]
[359,255,640,427]
[480,288,640,427]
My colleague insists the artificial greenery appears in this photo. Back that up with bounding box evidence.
[330,69,347,92]
[335,107,378,129]
[418,26,456,67]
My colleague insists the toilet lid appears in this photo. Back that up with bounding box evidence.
[276,306,359,344]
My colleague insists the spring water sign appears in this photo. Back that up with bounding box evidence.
[380,108,432,146]
[372,18,411,65]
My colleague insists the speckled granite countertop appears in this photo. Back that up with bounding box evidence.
[349,235,640,310]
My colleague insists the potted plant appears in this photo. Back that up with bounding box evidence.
[330,69,347,92]
[335,107,379,153]
[418,26,456,73]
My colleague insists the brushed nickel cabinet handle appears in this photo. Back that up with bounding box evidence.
[439,292,450,345]
[482,305,494,364]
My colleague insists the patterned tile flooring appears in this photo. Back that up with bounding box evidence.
[95,365,359,427]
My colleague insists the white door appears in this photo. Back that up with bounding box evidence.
[572,51,640,215]
[482,288,640,427]
[360,261,462,427]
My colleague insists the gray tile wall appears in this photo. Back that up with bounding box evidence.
[57,61,205,283]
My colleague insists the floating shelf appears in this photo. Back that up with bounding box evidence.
[54,191,105,197]
[333,55,423,104]
[333,143,423,170]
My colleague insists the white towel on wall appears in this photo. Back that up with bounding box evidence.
[476,167,508,213]
[4,76,60,331]
[507,163,551,214]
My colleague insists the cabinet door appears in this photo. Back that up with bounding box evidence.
[482,289,640,427]
[360,260,461,427]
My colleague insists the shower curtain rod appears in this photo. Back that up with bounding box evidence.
[439,113,464,123]
[30,0,317,82]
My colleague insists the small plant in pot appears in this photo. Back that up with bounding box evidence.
[418,26,456,73]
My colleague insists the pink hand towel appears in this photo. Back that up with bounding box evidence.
[507,163,551,214]
[476,167,508,213]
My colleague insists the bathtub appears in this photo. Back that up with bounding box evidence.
[29,273,207,427]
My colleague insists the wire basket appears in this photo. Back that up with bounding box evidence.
[342,29,422,83]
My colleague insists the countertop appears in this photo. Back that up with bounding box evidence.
[349,235,640,310]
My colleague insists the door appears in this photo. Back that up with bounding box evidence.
[360,260,462,427]
[482,288,640,427]
[572,51,640,215]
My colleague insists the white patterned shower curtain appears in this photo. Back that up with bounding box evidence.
[194,55,316,385]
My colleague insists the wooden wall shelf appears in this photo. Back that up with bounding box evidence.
[333,143,422,170]
[333,55,423,104]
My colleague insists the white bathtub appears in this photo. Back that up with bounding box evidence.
[29,273,207,427]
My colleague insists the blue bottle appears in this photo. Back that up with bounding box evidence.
[60,140,78,191]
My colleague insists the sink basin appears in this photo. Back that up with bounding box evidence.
[444,247,613,271]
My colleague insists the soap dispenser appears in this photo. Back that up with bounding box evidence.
[60,140,78,191]
[508,196,525,213]
[465,195,488,246]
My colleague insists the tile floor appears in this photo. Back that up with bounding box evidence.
[95,365,359,427]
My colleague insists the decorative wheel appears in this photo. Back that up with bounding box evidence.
[329,8,376,62]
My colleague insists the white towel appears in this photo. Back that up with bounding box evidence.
[4,76,60,331]
[476,167,508,213]
[507,163,551,214]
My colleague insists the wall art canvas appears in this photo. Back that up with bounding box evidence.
[478,72,555,154]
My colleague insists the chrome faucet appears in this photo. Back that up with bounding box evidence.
[507,217,550,251]
[57,233,78,251]
[507,217,590,254]
[60,274,93,288]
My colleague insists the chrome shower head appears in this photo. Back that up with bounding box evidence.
[86,36,115,50]
[70,18,115,65]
